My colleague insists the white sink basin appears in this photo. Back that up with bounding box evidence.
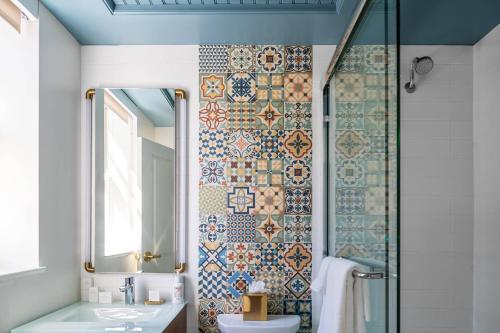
[61,307,161,322]
[12,302,186,333]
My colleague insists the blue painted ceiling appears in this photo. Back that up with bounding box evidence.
[39,0,500,45]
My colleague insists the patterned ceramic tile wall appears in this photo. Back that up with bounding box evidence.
[198,45,313,333]
[333,45,398,263]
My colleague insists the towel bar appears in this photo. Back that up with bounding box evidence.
[352,270,386,279]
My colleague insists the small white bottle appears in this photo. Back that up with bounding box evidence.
[172,272,184,304]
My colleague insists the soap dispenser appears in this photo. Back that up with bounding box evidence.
[172,272,184,304]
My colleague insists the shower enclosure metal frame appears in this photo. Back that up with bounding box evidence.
[322,0,401,331]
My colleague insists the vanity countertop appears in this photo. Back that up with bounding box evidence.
[12,301,187,333]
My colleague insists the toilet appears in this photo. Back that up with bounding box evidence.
[217,314,300,333]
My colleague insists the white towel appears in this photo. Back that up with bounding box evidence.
[313,257,370,333]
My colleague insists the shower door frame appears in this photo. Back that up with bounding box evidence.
[322,0,401,332]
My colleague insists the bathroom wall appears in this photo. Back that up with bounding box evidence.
[197,45,314,333]
[473,24,500,333]
[80,45,332,333]
[400,45,474,333]
[0,5,81,333]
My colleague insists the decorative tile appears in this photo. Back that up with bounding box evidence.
[226,159,254,186]
[255,129,285,159]
[227,214,256,243]
[284,159,311,187]
[199,129,227,160]
[198,271,227,298]
[255,101,284,129]
[284,73,312,102]
[200,74,226,101]
[285,187,312,215]
[337,45,364,73]
[226,102,254,130]
[227,243,257,271]
[284,102,312,130]
[335,130,367,159]
[227,72,256,103]
[199,242,227,272]
[227,186,255,215]
[254,270,285,299]
[200,160,226,186]
[335,215,364,244]
[335,188,365,214]
[256,73,284,101]
[365,101,388,134]
[199,214,227,243]
[254,159,284,186]
[225,297,242,314]
[335,102,364,130]
[285,46,312,72]
[227,271,254,298]
[200,101,227,130]
[255,215,284,243]
[284,215,312,243]
[284,243,312,272]
[228,45,256,72]
[284,130,312,159]
[200,45,228,73]
[256,243,285,272]
[268,299,284,315]
[199,299,225,330]
[336,157,364,187]
[199,186,227,215]
[255,186,284,216]
[364,45,389,73]
[283,300,312,332]
[226,129,258,158]
[256,45,284,73]
[284,269,311,300]
[365,187,386,215]
[335,73,363,102]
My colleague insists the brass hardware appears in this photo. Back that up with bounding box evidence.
[85,88,95,100]
[143,251,161,262]
[84,261,95,273]
[175,262,186,273]
[144,299,165,305]
[175,89,186,99]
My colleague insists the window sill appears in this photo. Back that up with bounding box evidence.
[0,267,47,284]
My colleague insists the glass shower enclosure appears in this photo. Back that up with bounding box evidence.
[323,0,399,332]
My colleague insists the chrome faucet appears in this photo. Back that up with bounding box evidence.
[119,277,135,305]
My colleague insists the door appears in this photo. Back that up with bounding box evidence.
[140,137,176,273]
[324,0,400,332]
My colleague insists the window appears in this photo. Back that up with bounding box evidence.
[0,1,39,276]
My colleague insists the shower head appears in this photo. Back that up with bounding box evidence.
[405,56,434,93]
[414,56,434,75]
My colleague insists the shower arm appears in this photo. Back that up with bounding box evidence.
[408,61,416,89]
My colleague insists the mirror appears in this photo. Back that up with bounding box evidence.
[88,88,184,273]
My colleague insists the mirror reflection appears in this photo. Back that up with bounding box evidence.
[93,88,177,273]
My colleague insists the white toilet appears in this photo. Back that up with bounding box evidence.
[217,314,300,333]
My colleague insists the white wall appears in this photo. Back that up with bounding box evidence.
[80,45,200,333]
[0,11,39,274]
[400,46,474,333]
[0,5,81,333]
[473,24,500,333]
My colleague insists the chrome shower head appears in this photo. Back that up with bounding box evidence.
[405,56,434,93]
[414,56,434,75]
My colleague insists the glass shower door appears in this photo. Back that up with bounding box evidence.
[324,0,399,332]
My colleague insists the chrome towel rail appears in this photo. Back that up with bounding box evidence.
[352,270,386,280]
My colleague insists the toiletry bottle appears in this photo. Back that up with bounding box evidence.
[172,272,184,304]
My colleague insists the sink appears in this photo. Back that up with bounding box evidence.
[61,307,161,322]
[12,302,186,333]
